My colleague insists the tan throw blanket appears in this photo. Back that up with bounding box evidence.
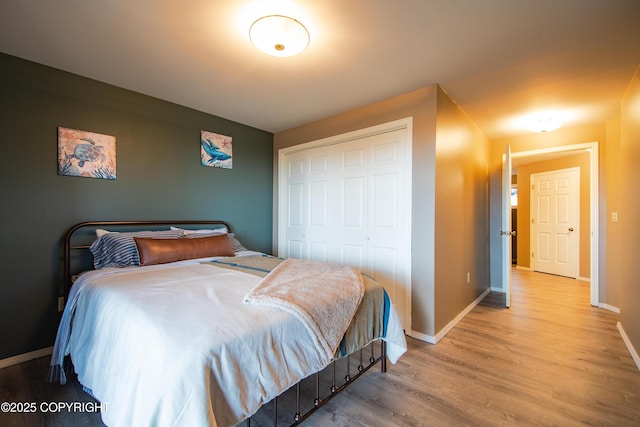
[243,258,365,361]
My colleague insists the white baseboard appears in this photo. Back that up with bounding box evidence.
[407,329,436,344]
[490,286,504,292]
[0,347,53,370]
[434,288,491,343]
[515,265,530,271]
[599,303,621,314]
[577,276,591,282]
[408,288,491,345]
[617,322,640,371]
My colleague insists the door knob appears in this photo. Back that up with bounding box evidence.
[568,227,574,232]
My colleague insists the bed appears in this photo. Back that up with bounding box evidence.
[49,220,407,427]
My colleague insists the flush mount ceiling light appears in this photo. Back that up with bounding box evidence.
[527,116,562,133]
[249,15,309,57]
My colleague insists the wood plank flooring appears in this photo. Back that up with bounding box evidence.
[1,268,639,426]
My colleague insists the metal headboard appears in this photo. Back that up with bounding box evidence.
[63,220,233,295]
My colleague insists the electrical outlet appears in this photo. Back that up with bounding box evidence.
[58,296,65,312]
[611,212,619,223]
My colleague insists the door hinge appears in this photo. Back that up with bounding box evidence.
[531,184,534,190]
[531,218,535,224]
[532,252,534,258]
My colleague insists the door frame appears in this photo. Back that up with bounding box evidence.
[501,145,512,307]
[504,142,599,306]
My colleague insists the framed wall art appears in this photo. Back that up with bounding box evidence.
[57,127,116,179]
[201,130,232,169]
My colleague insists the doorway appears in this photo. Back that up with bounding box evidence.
[502,142,599,307]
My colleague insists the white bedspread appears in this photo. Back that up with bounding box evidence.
[51,259,406,427]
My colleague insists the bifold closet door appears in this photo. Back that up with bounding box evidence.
[333,130,409,314]
[281,127,410,329]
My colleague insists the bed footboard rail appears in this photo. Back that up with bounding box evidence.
[246,339,387,426]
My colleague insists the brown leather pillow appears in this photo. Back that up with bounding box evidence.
[134,234,235,266]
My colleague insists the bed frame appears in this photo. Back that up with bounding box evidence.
[247,340,387,426]
[63,220,387,427]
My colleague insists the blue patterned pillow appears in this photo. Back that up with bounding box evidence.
[90,230,183,269]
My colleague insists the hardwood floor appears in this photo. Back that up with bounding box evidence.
[1,268,639,426]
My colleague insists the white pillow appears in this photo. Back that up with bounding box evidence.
[95,228,110,238]
[170,226,228,236]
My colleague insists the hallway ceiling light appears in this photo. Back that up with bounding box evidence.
[249,15,309,57]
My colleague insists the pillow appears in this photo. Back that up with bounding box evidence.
[174,228,247,252]
[170,226,228,236]
[228,233,248,252]
[89,230,183,269]
[95,228,110,238]
[134,234,235,266]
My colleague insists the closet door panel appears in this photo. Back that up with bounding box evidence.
[309,242,328,262]
[342,177,365,227]
[287,240,304,259]
[307,150,331,261]
[285,154,308,259]
[288,182,305,227]
[309,180,327,226]
[309,180,328,262]
[369,246,399,303]
[337,141,368,266]
[372,139,398,164]
[371,173,398,228]
[341,244,365,271]
[342,146,366,169]
[366,130,408,317]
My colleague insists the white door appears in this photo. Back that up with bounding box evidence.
[283,147,333,261]
[306,147,332,262]
[361,131,408,315]
[501,145,512,307]
[530,167,580,278]
[334,138,368,269]
[283,151,308,260]
[279,120,412,330]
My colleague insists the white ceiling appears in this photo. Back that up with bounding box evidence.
[1,0,639,139]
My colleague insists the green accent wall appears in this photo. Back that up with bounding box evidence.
[0,53,274,359]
